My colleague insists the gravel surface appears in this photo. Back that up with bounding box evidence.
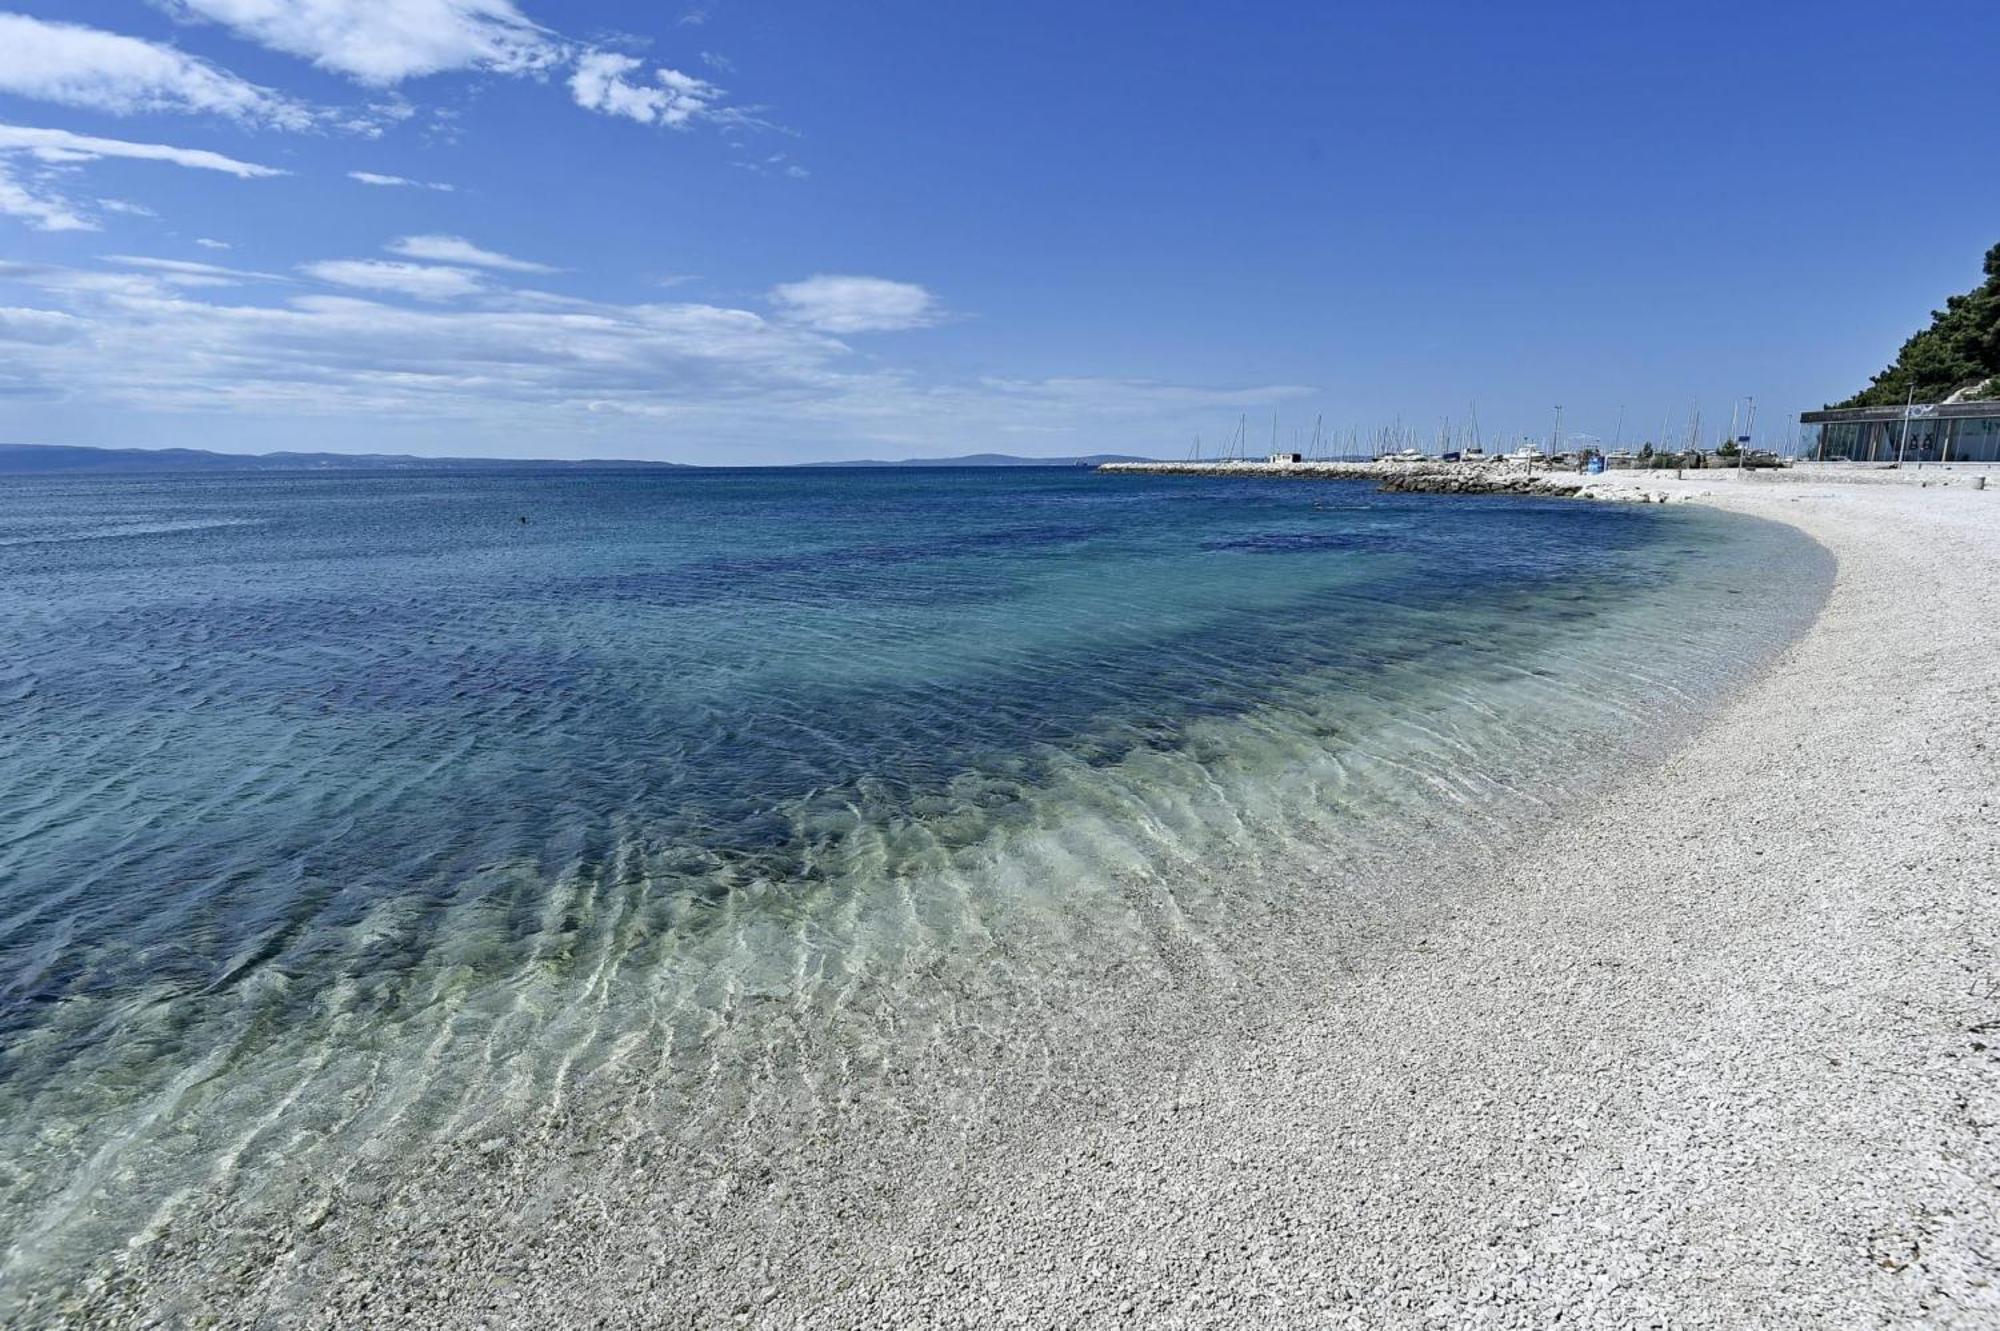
[725,476,1999,1328]
[53,476,1998,1329]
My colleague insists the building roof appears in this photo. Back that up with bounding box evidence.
[1800,401,2000,424]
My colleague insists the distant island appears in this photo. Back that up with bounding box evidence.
[0,443,1156,474]
[1837,241,2000,407]
[804,452,1155,468]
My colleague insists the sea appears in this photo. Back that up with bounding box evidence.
[0,464,1828,1308]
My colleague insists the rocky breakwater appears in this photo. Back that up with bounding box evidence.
[1095,458,1683,503]
[1373,464,1587,498]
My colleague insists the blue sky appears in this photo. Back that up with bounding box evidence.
[0,1,1995,463]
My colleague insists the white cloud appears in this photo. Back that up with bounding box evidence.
[0,305,86,344]
[160,0,562,86]
[0,259,1315,457]
[386,234,554,273]
[195,237,231,249]
[301,259,486,300]
[0,125,281,233]
[0,160,93,231]
[0,262,847,420]
[0,125,283,178]
[99,198,159,217]
[568,51,721,127]
[109,5,762,142]
[105,255,284,286]
[769,275,940,333]
[0,13,314,129]
[348,170,455,191]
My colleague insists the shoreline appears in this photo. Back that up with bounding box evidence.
[1098,456,2000,504]
[749,475,2000,1328]
[46,478,1998,1328]
[750,475,1994,1329]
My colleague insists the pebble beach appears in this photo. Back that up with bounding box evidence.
[47,470,1999,1329]
[708,472,2000,1329]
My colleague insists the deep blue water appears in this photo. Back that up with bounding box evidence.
[0,465,1823,1296]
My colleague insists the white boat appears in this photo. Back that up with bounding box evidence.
[1508,445,1546,463]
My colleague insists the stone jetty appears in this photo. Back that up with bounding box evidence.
[1095,457,1615,499]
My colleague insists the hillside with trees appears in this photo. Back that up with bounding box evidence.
[1837,242,2000,407]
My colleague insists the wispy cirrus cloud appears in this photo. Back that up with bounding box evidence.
[301,258,488,300]
[386,234,554,273]
[0,125,284,178]
[347,170,456,191]
[158,0,563,86]
[0,126,280,232]
[0,160,93,232]
[733,151,808,180]
[9,4,768,150]
[0,13,315,129]
[300,234,556,298]
[104,255,286,286]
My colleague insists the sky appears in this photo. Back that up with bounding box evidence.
[0,1,1995,464]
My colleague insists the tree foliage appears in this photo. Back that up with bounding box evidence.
[1838,242,2000,406]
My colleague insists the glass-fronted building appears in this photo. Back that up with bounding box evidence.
[1799,401,2000,462]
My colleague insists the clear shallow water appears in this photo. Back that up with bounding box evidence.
[0,466,1825,1300]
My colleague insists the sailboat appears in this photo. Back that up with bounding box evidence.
[1605,406,1633,464]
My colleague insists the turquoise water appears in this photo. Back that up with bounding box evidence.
[0,466,1824,1302]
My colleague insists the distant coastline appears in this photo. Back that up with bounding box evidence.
[801,452,1154,468]
[0,443,693,475]
[0,442,1157,475]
